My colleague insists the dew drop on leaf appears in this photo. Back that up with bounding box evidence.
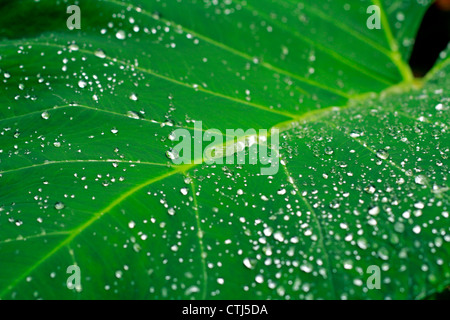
[54,202,65,210]
[41,111,50,120]
[116,30,126,40]
[376,149,390,160]
[68,43,79,51]
[94,49,106,59]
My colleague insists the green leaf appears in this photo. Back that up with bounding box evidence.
[0,0,448,300]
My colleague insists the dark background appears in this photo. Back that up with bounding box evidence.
[409,0,450,77]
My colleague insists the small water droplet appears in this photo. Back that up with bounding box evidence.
[129,93,139,101]
[376,149,389,160]
[54,202,65,210]
[263,227,273,237]
[364,184,376,194]
[350,130,363,138]
[243,258,255,270]
[168,132,177,141]
[357,237,368,250]
[94,49,106,59]
[116,30,126,40]
[324,146,334,155]
[166,149,178,160]
[414,175,427,186]
[41,111,50,120]
[300,262,313,273]
[255,275,264,283]
[68,44,79,51]
[78,80,87,88]
[368,206,380,216]
[343,260,353,270]
[126,111,140,119]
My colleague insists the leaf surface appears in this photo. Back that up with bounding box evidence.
[0,0,448,299]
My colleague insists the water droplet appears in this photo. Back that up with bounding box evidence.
[243,258,255,270]
[166,149,178,160]
[41,111,50,120]
[300,262,313,273]
[68,44,79,51]
[368,206,380,216]
[168,132,177,141]
[185,286,200,295]
[263,227,273,237]
[330,200,340,209]
[378,247,389,260]
[414,201,425,209]
[357,237,368,250]
[364,184,376,194]
[394,222,405,233]
[273,231,284,242]
[350,130,363,138]
[116,30,126,40]
[324,146,334,155]
[376,149,389,160]
[343,259,353,270]
[126,111,140,119]
[54,202,65,210]
[415,175,427,186]
[255,275,264,283]
[94,49,106,59]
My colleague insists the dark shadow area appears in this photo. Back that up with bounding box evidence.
[426,287,450,300]
[409,1,450,77]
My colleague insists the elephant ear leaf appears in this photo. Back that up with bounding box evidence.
[0,0,448,300]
